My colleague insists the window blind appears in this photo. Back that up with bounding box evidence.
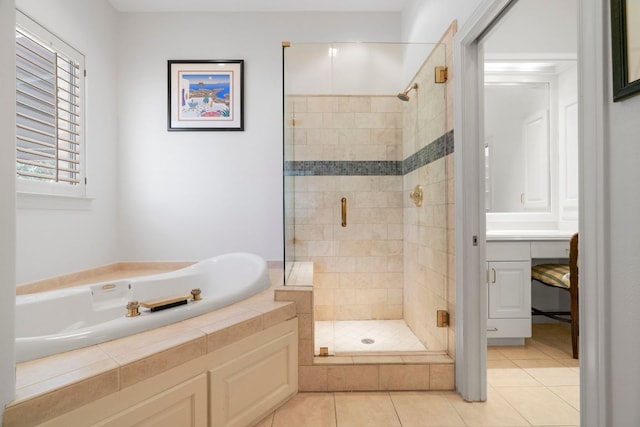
[15,25,83,187]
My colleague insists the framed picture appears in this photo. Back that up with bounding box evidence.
[168,60,244,130]
[611,0,640,101]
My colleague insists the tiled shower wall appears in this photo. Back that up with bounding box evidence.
[287,96,405,321]
[403,23,456,354]
[284,21,458,356]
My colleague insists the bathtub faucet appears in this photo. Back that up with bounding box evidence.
[126,301,140,317]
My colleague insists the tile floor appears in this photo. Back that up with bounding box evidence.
[256,323,580,426]
[315,320,429,355]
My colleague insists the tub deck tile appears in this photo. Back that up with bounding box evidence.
[5,367,119,427]
[180,303,257,329]
[14,357,119,404]
[118,337,207,389]
[205,311,265,352]
[15,345,113,390]
[98,322,206,364]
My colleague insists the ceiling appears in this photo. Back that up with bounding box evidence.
[108,0,408,13]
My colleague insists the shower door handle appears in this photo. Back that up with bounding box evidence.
[341,197,347,227]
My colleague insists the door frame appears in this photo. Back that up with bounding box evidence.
[454,1,609,426]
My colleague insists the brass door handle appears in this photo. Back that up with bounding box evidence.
[341,197,347,227]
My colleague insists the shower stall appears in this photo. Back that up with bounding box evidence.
[283,41,454,358]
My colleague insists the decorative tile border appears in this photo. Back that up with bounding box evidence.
[403,130,454,175]
[284,160,402,176]
[284,130,454,177]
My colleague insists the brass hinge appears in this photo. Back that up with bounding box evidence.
[435,66,448,83]
[437,310,450,327]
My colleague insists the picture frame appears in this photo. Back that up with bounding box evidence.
[611,0,640,101]
[168,60,244,130]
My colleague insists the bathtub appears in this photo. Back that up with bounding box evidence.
[15,252,271,363]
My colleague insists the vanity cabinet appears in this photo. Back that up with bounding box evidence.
[94,374,207,427]
[486,242,532,340]
[33,319,298,427]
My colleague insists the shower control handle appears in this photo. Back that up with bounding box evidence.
[341,197,347,227]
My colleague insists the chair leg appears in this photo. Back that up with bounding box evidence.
[570,294,579,359]
[571,317,579,359]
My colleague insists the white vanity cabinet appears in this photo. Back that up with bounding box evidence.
[486,241,532,340]
[94,374,208,427]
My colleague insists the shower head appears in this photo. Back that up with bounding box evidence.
[397,83,418,101]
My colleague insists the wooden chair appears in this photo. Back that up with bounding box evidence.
[530,233,579,358]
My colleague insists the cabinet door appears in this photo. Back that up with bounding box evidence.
[488,261,531,319]
[209,329,297,427]
[94,374,207,427]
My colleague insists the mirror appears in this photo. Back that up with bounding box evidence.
[480,0,579,227]
[484,80,550,212]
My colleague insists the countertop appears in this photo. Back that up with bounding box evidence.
[486,229,576,241]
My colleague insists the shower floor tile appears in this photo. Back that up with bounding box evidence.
[315,320,428,355]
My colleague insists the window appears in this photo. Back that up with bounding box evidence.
[15,11,85,197]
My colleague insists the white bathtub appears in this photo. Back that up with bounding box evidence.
[15,252,271,363]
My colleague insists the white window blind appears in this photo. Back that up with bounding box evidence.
[15,11,85,196]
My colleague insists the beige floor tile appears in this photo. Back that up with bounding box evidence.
[487,359,518,369]
[529,341,574,359]
[253,412,274,427]
[273,393,336,427]
[390,391,465,426]
[557,358,580,367]
[522,367,580,386]
[493,386,580,426]
[334,392,401,427]
[548,385,581,410]
[486,347,508,360]
[512,359,566,368]
[447,387,530,426]
[487,367,542,387]
[493,345,553,360]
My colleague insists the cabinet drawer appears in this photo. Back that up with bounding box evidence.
[486,242,530,261]
[531,241,570,259]
[486,318,532,338]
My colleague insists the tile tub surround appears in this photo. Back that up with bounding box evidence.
[4,267,296,427]
[16,261,195,295]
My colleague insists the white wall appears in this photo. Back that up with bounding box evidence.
[116,12,401,262]
[482,0,577,57]
[605,44,640,425]
[402,0,479,43]
[0,1,17,421]
[14,0,120,284]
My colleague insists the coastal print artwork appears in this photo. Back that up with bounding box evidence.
[168,60,244,131]
[179,72,232,120]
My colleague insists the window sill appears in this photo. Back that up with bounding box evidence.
[17,192,94,210]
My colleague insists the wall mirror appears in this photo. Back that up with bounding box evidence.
[484,78,551,213]
[480,0,579,230]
